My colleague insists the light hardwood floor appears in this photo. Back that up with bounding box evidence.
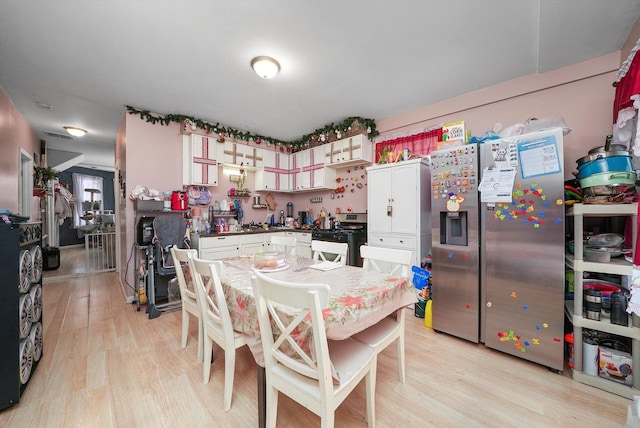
[1,269,632,427]
[43,246,90,281]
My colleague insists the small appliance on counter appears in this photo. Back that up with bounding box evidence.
[297,211,307,228]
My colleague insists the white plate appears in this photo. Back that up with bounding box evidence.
[309,261,343,271]
[253,263,289,272]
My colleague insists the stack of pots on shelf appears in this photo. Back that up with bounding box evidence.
[576,140,636,201]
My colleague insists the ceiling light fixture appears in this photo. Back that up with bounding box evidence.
[36,101,53,110]
[64,126,88,137]
[251,56,280,79]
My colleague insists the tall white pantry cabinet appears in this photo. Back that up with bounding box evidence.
[366,158,431,268]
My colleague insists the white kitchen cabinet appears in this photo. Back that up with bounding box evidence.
[190,234,240,260]
[254,150,291,191]
[183,134,219,186]
[219,142,264,170]
[324,134,372,168]
[288,230,312,258]
[243,146,264,169]
[291,146,336,191]
[220,141,246,166]
[366,158,431,267]
[566,202,639,398]
[239,234,265,255]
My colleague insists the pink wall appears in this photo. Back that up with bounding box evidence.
[0,89,41,213]
[120,114,184,295]
[377,53,621,179]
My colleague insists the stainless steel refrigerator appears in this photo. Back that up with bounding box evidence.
[430,128,565,371]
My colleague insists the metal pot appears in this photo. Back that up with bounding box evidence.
[576,155,633,179]
[576,144,630,168]
[578,171,635,189]
[588,143,627,155]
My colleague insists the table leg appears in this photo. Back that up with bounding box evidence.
[257,365,266,428]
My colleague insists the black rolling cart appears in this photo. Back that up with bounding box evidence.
[0,221,44,410]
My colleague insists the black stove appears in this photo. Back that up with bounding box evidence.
[311,213,367,266]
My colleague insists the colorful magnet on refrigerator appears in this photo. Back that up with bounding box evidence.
[446,192,465,212]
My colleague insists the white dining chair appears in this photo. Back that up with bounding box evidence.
[270,235,296,256]
[251,270,376,428]
[353,245,412,383]
[169,247,202,361]
[311,240,348,266]
[188,256,247,412]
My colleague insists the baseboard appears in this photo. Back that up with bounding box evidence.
[125,295,135,304]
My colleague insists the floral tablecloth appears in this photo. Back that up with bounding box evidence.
[218,255,416,366]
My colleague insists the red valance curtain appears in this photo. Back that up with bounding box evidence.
[374,128,443,162]
[614,39,640,123]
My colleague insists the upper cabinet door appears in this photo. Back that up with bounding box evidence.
[244,146,264,169]
[183,134,219,186]
[325,134,372,168]
[290,151,303,191]
[299,146,334,190]
[221,141,246,166]
[255,150,290,191]
[219,142,263,170]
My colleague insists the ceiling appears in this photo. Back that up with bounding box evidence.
[1,1,639,172]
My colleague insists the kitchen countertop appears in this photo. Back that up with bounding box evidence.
[192,227,315,238]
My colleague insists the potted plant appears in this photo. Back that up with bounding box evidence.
[33,166,60,195]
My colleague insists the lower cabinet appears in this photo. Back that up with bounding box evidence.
[192,230,312,260]
[240,234,266,255]
[288,231,312,258]
[191,234,240,260]
[368,232,420,268]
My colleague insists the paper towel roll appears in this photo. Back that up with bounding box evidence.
[583,341,599,376]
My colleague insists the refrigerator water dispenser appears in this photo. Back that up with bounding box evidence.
[440,211,468,246]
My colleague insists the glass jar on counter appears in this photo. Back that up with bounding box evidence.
[162,191,172,211]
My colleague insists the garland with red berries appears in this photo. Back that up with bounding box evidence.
[125,105,378,152]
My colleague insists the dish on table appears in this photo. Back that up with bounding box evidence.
[253,264,289,272]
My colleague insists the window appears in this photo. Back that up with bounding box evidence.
[72,173,104,228]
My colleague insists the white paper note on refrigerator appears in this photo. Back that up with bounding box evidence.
[478,168,517,202]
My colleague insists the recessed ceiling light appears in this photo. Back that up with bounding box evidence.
[251,56,280,79]
[64,126,88,137]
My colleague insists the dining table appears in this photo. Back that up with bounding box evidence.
[217,254,417,427]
